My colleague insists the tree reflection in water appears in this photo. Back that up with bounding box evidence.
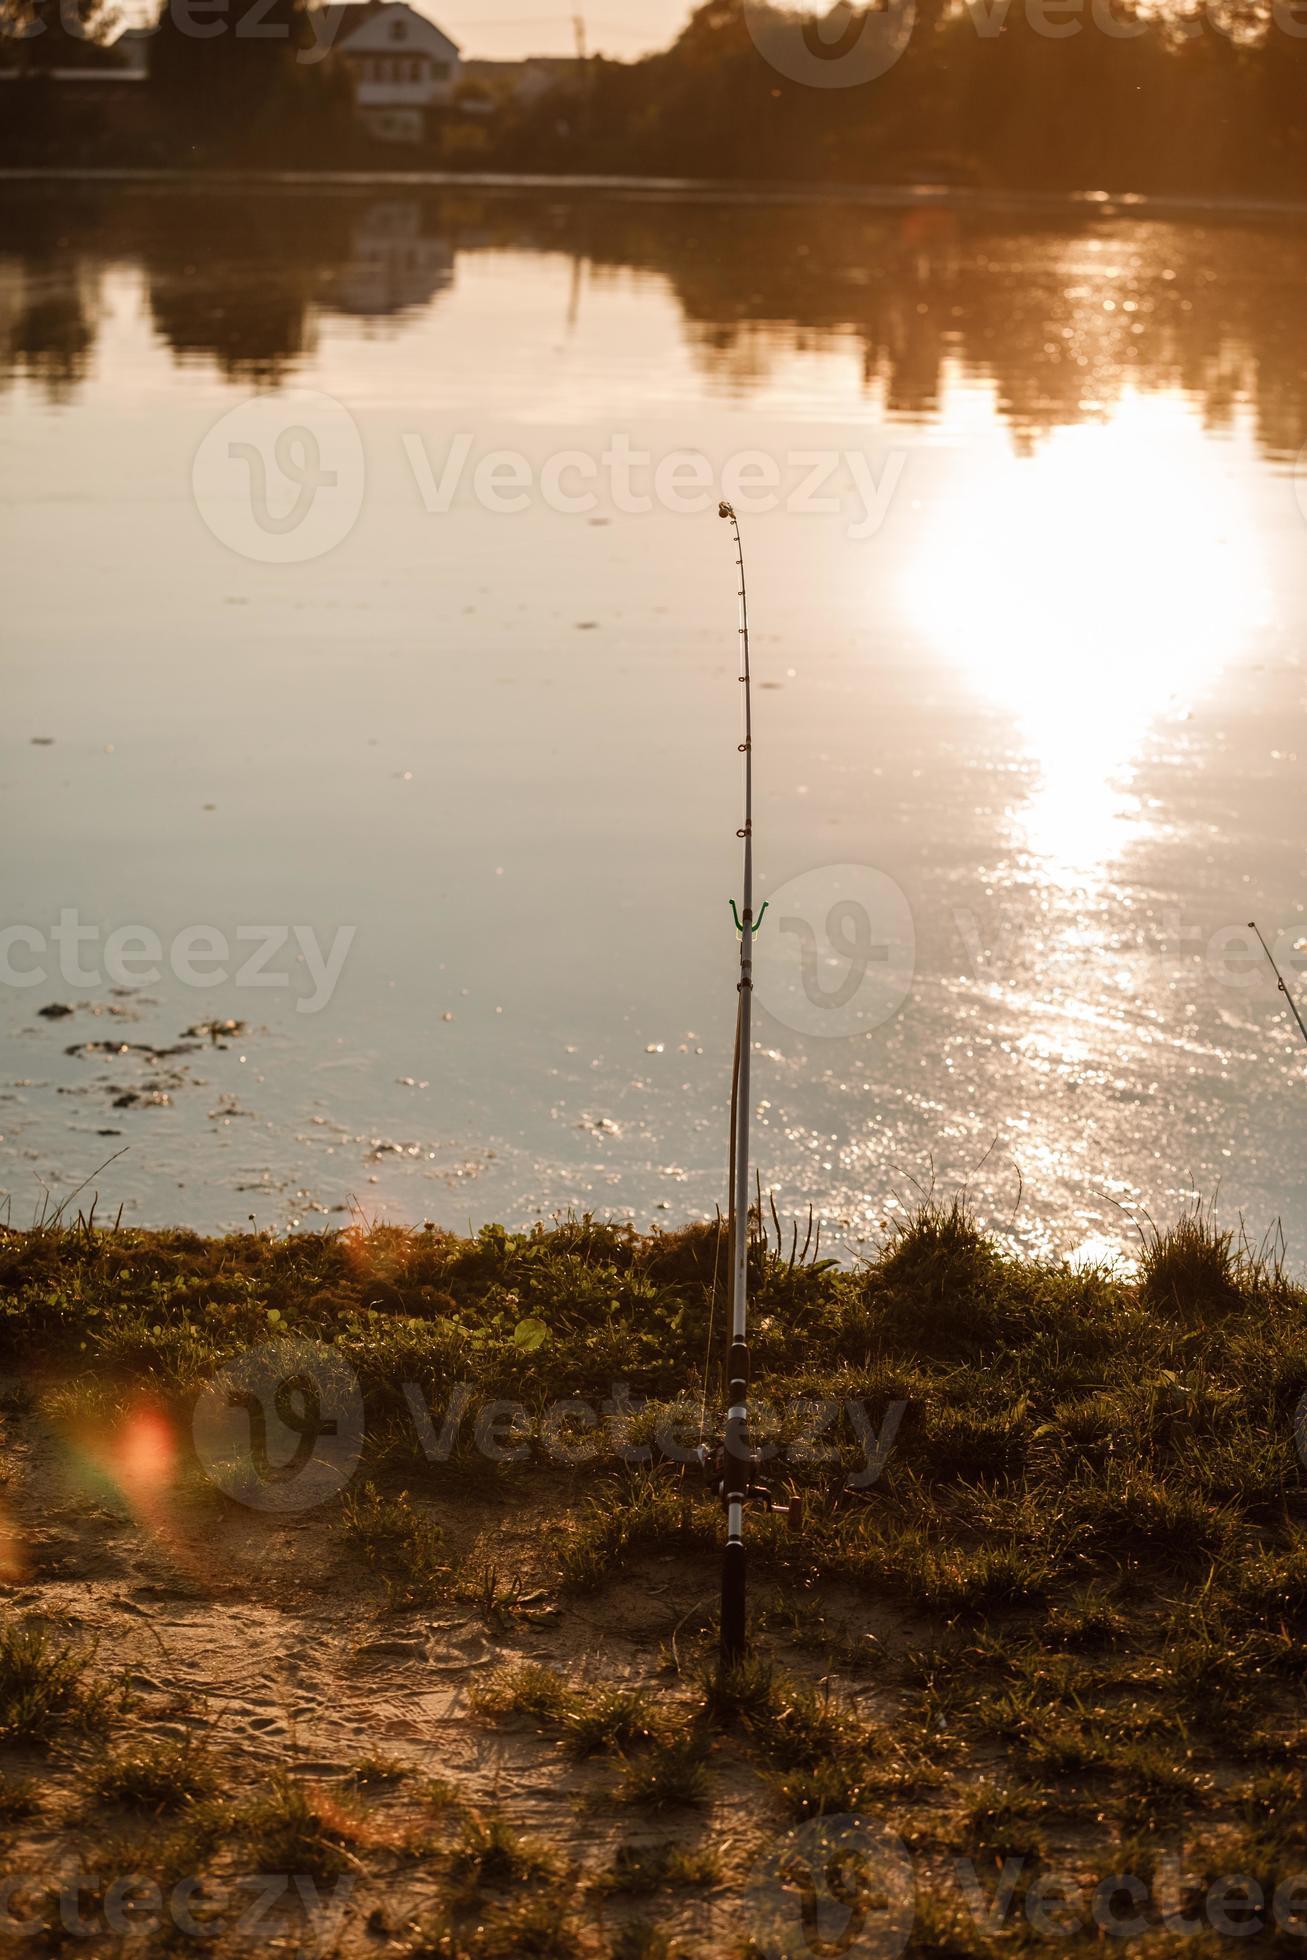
[0,188,1304,463]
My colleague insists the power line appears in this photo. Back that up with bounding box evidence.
[443,13,647,31]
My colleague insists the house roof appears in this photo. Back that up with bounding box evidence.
[463,57,588,81]
[318,3,460,56]
[0,66,146,80]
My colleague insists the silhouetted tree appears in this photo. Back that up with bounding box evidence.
[489,0,1307,197]
[0,0,117,65]
[147,0,351,163]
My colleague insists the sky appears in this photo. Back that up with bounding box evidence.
[436,0,693,60]
[116,0,695,60]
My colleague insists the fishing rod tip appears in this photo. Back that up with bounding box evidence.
[718,501,735,521]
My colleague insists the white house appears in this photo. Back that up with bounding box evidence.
[319,2,461,145]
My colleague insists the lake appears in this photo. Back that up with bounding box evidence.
[2,180,1305,1266]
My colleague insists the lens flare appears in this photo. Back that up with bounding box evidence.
[56,1405,198,1580]
[109,1409,177,1507]
[0,1498,28,1585]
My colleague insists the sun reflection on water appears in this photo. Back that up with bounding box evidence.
[910,389,1270,883]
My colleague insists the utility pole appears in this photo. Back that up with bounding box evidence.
[572,11,592,133]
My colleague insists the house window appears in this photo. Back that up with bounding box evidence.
[389,17,405,39]
[431,59,450,78]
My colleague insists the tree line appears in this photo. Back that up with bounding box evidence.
[1,0,1305,194]
[497,0,1307,196]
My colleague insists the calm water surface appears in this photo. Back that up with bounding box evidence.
[2,184,1305,1263]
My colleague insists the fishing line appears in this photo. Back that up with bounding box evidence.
[698,1005,737,1451]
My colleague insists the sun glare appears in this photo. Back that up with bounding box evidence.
[909,390,1269,882]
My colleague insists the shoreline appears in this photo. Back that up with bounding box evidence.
[0,1205,1302,1956]
[7,164,1307,224]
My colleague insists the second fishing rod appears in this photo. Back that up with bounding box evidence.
[1250,919,1307,1052]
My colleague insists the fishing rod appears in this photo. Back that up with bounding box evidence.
[712,501,796,1667]
[1250,920,1307,1051]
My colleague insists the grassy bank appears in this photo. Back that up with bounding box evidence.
[0,1207,1304,1954]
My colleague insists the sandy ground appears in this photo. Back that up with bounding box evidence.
[0,1391,889,1957]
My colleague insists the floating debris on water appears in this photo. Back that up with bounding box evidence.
[65,1040,197,1061]
[209,1096,254,1122]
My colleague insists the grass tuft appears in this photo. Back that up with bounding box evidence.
[342,1482,446,1609]
[876,1198,1006,1351]
[593,1839,720,1895]
[563,1684,664,1758]
[614,1733,710,1810]
[469,1661,576,1724]
[0,1620,118,1743]
[0,1775,39,1824]
[232,1772,368,1878]
[87,1740,215,1813]
[449,1810,560,1896]
[1140,1206,1244,1316]
[610,1923,679,1960]
[559,1480,716,1592]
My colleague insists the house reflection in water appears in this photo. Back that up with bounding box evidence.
[332,201,455,318]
